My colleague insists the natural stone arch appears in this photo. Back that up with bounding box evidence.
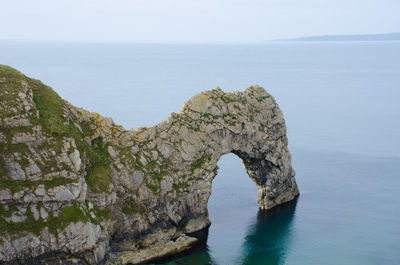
[0,66,298,264]
[110,85,299,263]
[171,85,299,211]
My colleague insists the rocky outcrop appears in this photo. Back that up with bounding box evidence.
[0,65,299,264]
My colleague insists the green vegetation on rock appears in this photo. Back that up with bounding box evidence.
[84,137,111,193]
[92,204,110,220]
[145,181,158,192]
[0,66,298,264]
[0,203,89,237]
[31,79,68,137]
[257,95,270,102]
[190,153,212,172]
[172,181,189,192]
[0,65,112,194]
[122,200,147,215]
[0,66,26,117]
[0,177,78,193]
[219,95,247,104]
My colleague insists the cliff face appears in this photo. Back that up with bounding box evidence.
[0,65,299,264]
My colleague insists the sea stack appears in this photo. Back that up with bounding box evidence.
[0,65,299,264]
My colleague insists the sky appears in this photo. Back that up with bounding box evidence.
[1,0,399,43]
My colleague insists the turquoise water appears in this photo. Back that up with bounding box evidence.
[0,41,399,264]
[166,151,400,265]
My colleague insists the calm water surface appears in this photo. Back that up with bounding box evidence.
[0,41,399,264]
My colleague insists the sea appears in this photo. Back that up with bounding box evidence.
[1,40,399,265]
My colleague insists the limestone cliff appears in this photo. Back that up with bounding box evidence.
[0,65,299,264]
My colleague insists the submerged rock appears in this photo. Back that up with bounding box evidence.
[0,65,298,264]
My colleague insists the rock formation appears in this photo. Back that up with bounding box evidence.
[0,65,299,264]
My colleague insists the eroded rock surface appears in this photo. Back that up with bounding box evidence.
[0,65,299,264]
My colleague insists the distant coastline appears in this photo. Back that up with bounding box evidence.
[279,32,400,42]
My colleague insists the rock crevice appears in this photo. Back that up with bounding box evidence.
[0,65,299,264]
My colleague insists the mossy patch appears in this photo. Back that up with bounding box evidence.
[84,137,111,193]
[0,203,89,237]
[187,125,199,131]
[2,126,33,142]
[30,79,69,137]
[1,66,114,194]
[24,70,111,193]
[85,164,110,193]
[190,153,212,172]
[219,95,247,104]
[222,113,237,126]
[0,177,78,193]
[0,65,24,78]
[0,158,8,180]
[92,204,110,220]
[0,142,29,154]
[172,181,189,192]
[122,200,147,215]
[145,181,158,193]
[257,95,270,102]
[0,66,26,115]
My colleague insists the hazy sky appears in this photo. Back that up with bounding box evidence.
[1,0,399,43]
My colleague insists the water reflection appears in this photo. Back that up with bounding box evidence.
[239,198,298,265]
[163,198,298,265]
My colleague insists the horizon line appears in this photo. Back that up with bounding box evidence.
[1,32,400,45]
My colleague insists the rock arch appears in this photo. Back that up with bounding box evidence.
[0,66,298,264]
[109,85,299,263]
[166,85,299,211]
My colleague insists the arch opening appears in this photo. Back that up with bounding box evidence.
[207,153,259,264]
[171,152,299,264]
